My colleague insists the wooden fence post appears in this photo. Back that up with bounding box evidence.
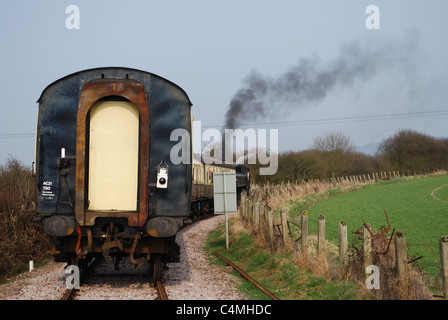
[245,198,249,222]
[261,204,266,232]
[395,231,408,298]
[318,215,326,254]
[440,236,448,300]
[254,201,260,231]
[249,199,253,225]
[301,211,308,255]
[280,208,289,248]
[240,192,245,218]
[363,223,373,281]
[267,209,274,251]
[339,222,348,269]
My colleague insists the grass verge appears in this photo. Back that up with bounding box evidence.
[205,217,371,300]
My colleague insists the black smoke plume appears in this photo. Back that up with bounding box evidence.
[224,32,421,129]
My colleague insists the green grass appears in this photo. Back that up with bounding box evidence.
[205,222,366,300]
[205,173,448,299]
[288,174,448,280]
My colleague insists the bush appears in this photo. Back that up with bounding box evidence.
[378,129,448,172]
[0,157,51,280]
[0,157,34,210]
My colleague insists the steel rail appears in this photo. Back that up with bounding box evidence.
[59,257,99,300]
[155,281,169,300]
[61,288,76,300]
[213,251,280,300]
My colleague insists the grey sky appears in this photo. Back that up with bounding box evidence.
[0,0,447,166]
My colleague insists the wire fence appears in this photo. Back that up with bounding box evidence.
[237,170,447,300]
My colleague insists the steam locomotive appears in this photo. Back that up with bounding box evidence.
[33,67,249,281]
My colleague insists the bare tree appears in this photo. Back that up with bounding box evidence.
[310,131,355,154]
[309,131,355,178]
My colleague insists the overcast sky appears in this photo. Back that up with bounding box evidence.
[0,0,447,166]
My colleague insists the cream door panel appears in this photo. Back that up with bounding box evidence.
[88,100,139,211]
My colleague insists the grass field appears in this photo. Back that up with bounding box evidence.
[288,173,448,281]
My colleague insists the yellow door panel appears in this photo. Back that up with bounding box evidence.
[88,100,139,211]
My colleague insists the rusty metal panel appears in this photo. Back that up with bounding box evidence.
[75,79,150,227]
[35,68,193,230]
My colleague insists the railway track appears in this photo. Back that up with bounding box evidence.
[60,258,98,300]
[155,281,169,300]
[214,251,280,300]
[58,216,212,301]
[60,258,165,300]
[61,287,76,300]
[2,215,245,300]
[54,215,243,301]
[58,215,213,301]
[61,280,167,300]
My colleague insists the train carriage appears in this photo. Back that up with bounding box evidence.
[34,67,192,280]
[34,67,250,282]
[191,160,235,217]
